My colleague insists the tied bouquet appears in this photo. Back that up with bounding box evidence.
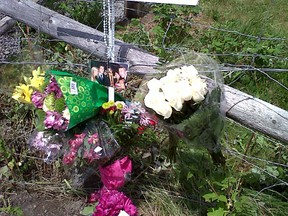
[144,65,207,122]
[12,67,125,164]
[136,52,225,164]
[62,120,121,167]
[12,68,124,132]
[12,67,70,131]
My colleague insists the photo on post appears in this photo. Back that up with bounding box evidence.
[88,60,129,92]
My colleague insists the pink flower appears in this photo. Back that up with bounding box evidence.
[99,156,132,190]
[68,133,86,149]
[45,77,63,98]
[88,133,99,145]
[31,91,45,108]
[63,151,77,165]
[83,148,100,164]
[90,188,137,216]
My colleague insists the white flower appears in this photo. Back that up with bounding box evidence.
[177,80,194,101]
[62,107,70,120]
[181,65,198,77]
[154,101,173,119]
[166,68,181,80]
[160,75,175,86]
[118,210,130,216]
[144,64,207,118]
[190,77,208,102]
[144,91,172,119]
[162,83,183,111]
[147,78,162,91]
[144,91,165,108]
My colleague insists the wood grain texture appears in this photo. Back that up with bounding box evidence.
[0,16,16,35]
[223,85,288,143]
[1,0,287,143]
[0,0,159,70]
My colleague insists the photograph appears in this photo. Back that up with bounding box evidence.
[89,60,129,92]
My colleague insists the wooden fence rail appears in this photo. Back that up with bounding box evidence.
[1,0,287,144]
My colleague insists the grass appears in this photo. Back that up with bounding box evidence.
[201,0,288,37]
[1,0,288,215]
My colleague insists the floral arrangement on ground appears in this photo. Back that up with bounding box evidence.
[11,53,225,216]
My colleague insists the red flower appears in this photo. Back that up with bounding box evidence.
[137,126,146,135]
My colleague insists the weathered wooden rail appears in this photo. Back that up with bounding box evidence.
[1,0,287,144]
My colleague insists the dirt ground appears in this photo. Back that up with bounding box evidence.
[0,190,86,216]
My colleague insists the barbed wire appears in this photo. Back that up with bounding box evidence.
[182,19,287,41]
[225,148,288,168]
[225,118,287,148]
[225,148,288,186]
[1,2,288,212]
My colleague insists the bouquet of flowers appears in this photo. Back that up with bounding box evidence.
[28,129,65,163]
[12,68,124,132]
[100,100,157,150]
[62,120,121,167]
[135,52,225,164]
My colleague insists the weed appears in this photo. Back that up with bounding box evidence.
[0,196,23,216]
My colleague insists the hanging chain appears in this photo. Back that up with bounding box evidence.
[103,0,115,63]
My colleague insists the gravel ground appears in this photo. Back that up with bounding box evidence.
[0,13,21,60]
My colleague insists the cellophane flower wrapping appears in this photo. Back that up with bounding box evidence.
[28,129,66,163]
[38,70,124,131]
[62,119,121,167]
[135,52,225,157]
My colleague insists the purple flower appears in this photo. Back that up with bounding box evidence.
[44,110,68,131]
[31,91,45,108]
[90,188,138,216]
[29,131,46,149]
[45,77,63,98]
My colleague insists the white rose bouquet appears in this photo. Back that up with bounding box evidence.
[144,65,208,121]
[135,52,225,164]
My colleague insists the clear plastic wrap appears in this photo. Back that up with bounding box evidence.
[134,52,225,163]
[62,120,121,167]
[28,130,65,163]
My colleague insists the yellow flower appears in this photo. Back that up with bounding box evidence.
[12,84,33,104]
[102,101,115,110]
[30,75,45,90]
[115,101,125,110]
[32,67,45,77]
[30,67,45,90]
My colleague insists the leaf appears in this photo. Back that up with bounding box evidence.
[80,204,97,215]
[203,193,218,202]
[54,98,66,112]
[12,207,24,216]
[218,195,227,203]
[0,165,11,178]
[35,109,46,131]
[207,207,226,216]
[186,171,194,180]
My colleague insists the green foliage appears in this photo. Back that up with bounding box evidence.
[203,176,241,216]
[0,197,23,216]
[80,203,98,216]
[116,4,201,61]
[0,139,16,180]
[45,0,102,27]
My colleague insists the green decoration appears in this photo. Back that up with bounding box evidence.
[47,70,124,130]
